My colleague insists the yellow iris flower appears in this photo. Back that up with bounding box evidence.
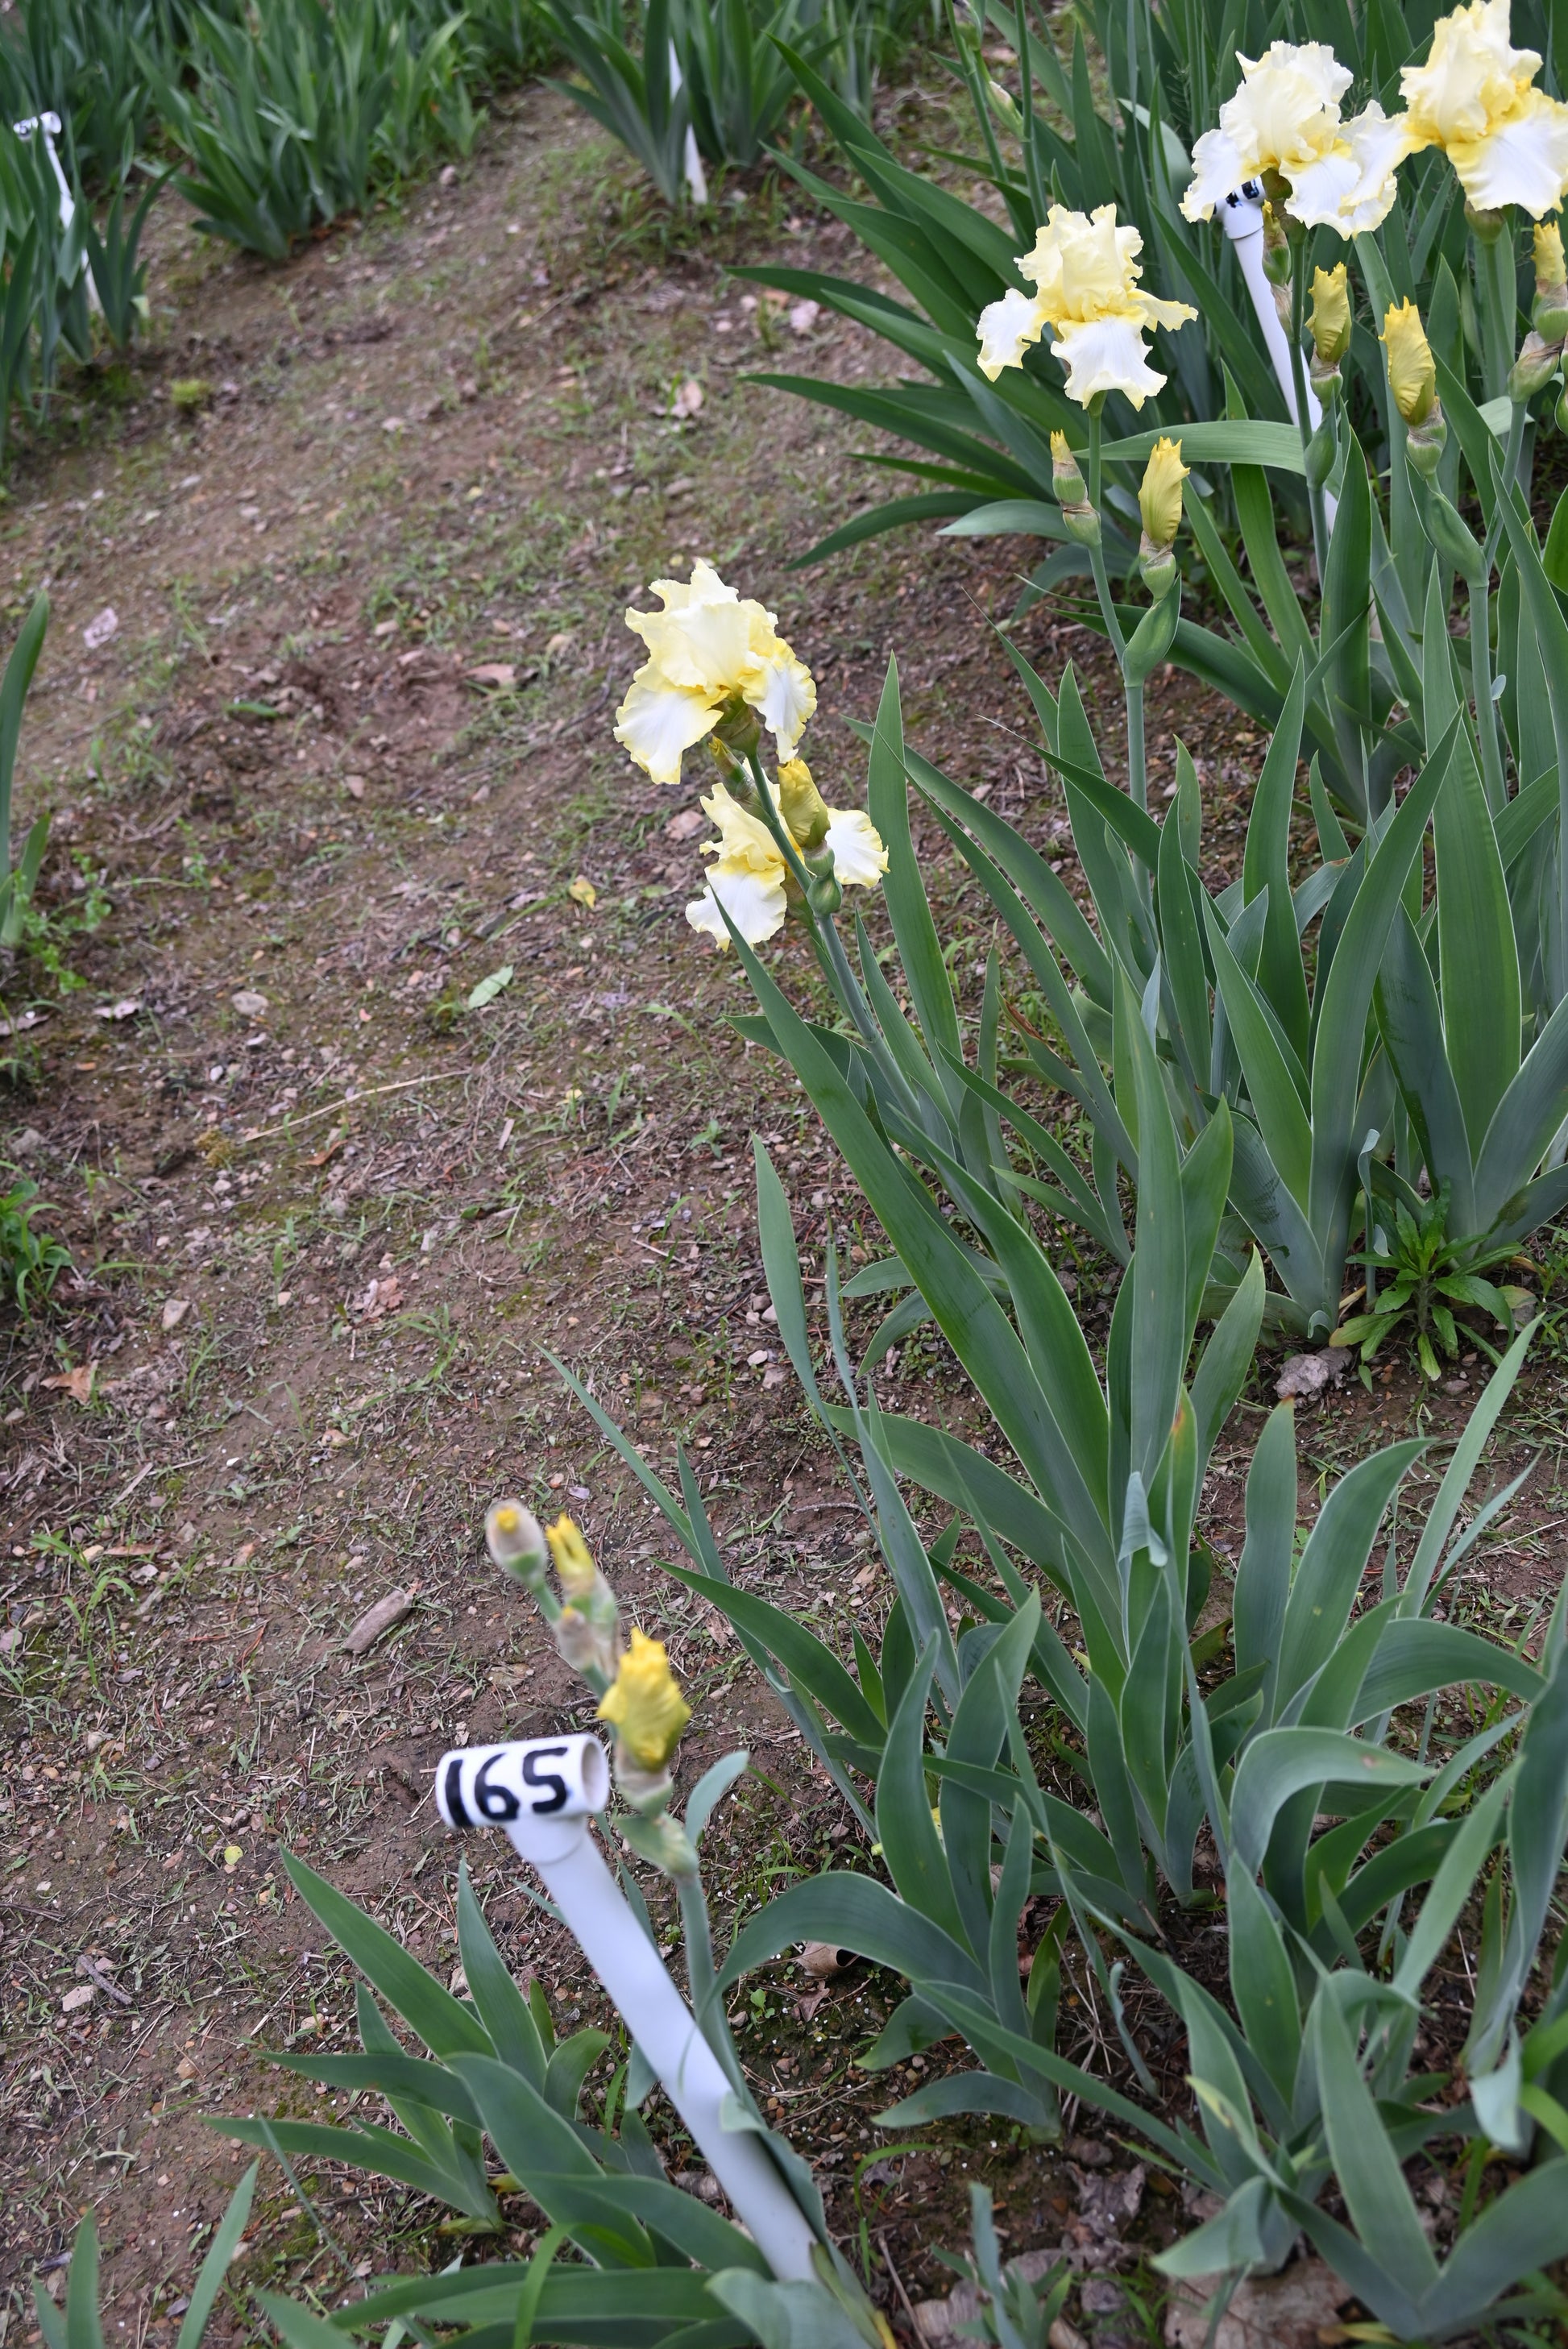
[685,770,886,951]
[1183,41,1408,235]
[1400,0,1568,218]
[614,561,816,786]
[975,203,1197,408]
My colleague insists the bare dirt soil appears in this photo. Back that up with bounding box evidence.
[3,71,1566,2349]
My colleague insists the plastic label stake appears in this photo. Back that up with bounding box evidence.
[436,1734,819,2281]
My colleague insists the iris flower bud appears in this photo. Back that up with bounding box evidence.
[598,1626,691,1773]
[1136,437,1186,598]
[1535,220,1568,342]
[486,1500,548,1591]
[1314,264,1351,406]
[1382,300,1437,426]
[1261,201,1292,286]
[1425,488,1485,578]
[1309,264,1351,367]
[546,1513,598,1598]
[778,756,832,850]
[985,77,1023,135]
[1051,430,1101,546]
[1510,329,1562,401]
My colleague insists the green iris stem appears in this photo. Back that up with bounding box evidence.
[1475,221,1516,403]
[950,0,1008,194]
[1081,405,1149,822]
[743,749,913,1106]
[1083,407,1126,660]
[1289,260,1329,587]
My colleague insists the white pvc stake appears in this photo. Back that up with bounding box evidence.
[437,1734,819,2283]
[13,110,98,316]
[14,112,74,233]
[1219,184,1338,531]
[665,44,709,208]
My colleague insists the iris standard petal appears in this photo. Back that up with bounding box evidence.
[1400,0,1541,151]
[746,644,817,757]
[1222,41,1351,176]
[633,595,757,695]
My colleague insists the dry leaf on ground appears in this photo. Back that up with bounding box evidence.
[799,1942,857,1978]
[351,1275,404,1320]
[1164,2257,1350,2349]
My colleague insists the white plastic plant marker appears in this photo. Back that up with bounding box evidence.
[665,44,708,208]
[1220,184,1338,530]
[436,1733,819,2282]
[13,112,73,232]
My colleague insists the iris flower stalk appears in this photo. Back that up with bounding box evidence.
[486,1502,750,2093]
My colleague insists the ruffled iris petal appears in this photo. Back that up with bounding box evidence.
[824,806,889,887]
[747,647,817,757]
[1049,314,1168,409]
[976,286,1047,380]
[1450,88,1568,213]
[1287,104,1410,233]
[614,669,720,786]
[686,858,788,949]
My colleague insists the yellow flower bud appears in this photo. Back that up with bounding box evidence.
[1382,300,1437,427]
[1137,437,1188,550]
[597,1625,691,1772]
[1309,264,1351,367]
[546,1513,597,1597]
[777,756,832,851]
